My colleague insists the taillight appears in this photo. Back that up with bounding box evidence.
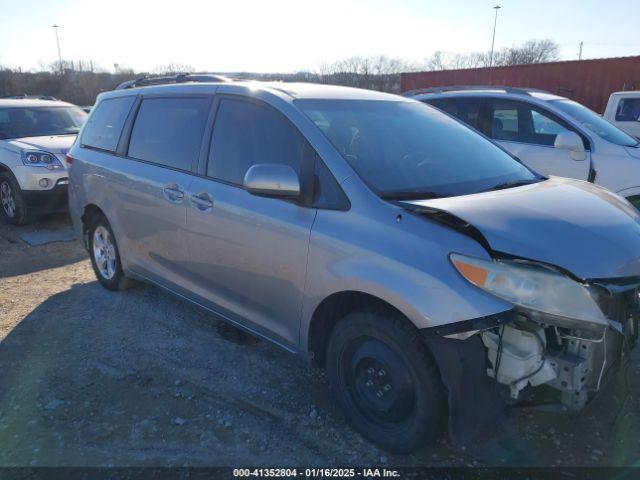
[65,154,73,167]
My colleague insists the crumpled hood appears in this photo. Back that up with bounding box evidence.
[8,134,76,154]
[404,177,640,280]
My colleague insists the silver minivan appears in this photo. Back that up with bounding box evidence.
[68,81,640,453]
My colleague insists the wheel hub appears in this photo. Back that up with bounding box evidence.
[0,181,16,218]
[347,339,415,423]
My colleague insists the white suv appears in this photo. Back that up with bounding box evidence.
[410,87,640,208]
[0,98,87,224]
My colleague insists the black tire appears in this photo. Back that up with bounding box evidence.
[87,214,132,291]
[0,173,29,225]
[326,310,445,453]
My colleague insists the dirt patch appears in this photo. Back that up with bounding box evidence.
[0,215,639,466]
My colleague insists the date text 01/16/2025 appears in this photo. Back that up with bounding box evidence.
[233,468,401,478]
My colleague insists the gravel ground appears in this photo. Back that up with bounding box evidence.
[0,214,639,467]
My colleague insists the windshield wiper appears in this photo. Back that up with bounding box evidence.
[479,179,540,193]
[380,191,449,200]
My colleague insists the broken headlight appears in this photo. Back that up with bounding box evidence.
[450,253,609,332]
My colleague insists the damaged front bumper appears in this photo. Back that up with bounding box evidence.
[423,280,639,444]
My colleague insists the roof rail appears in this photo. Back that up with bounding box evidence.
[403,85,550,97]
[0,94,58,100]
[115,73,233,90]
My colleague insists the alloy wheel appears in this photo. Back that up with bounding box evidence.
[93,225,117,280]
[0,181,16,218]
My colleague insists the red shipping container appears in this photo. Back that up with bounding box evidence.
[401,56,640,113]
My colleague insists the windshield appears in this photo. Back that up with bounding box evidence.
[551,99,639,147]
[297,100,539,199]
[0,106,87,140]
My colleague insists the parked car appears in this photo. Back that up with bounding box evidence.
[68,81,640,453]
[409,86,640,209]
[0,98,87,224]
[604,91,640,139]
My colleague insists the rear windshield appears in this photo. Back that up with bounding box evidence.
[0,106,86,139]
[297,100,538,199]
[551,99,639,147]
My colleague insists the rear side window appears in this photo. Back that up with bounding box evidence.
[128,97,209,170]
[82,96,135,152]
[426,97,483,130]
[207,98,305,185]
[616,98,640,121]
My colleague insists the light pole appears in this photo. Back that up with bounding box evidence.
[489,5,501,69]
[52,25,63,73]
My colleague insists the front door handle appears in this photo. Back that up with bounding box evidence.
[190,192,213,212]
[163,184,185,204]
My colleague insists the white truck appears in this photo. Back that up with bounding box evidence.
[604,91,640,139]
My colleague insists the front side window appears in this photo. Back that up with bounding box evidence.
[298,100,538,199]
[0,106,86,140]
[208,98,305,185]
[82,96,135,152]
[128,97,209,170]
[487,99,572,146]
[551,99,638,147]
[615,98,640,122]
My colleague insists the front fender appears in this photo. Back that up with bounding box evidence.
[301,208,513,349]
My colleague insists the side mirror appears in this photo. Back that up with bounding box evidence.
[554,131,585,161]
[243,164,301,199]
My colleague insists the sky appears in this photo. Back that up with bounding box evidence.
[0,0,639,73]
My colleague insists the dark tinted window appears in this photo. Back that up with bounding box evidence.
[82,96,135,152]
[426,97,483,130]
[208,98,305,184]
[615,98,640,122]
[128,97,209,170]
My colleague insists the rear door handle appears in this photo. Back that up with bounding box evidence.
[163,184,185,204]
[190,191,213,212]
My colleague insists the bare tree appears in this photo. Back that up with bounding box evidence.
[152,63,195,75]
[423,39,560,71]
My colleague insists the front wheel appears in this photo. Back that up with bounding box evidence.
[88,214,132,291]
[0,173,29,225]
[326,310,445,453]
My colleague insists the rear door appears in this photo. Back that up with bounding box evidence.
[185,96,317,347]
[113,95,211,287]
[485,98,591,180]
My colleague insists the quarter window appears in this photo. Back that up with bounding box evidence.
[207,98,305,185]
[82,96,135,152]
[128,97,209,170]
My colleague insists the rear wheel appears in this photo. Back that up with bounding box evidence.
[0,173,29,225]
[326,310,445,453]
[88,214,132,291]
